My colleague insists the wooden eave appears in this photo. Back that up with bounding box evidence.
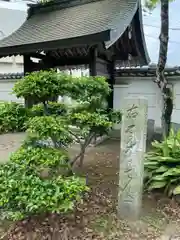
[0,31,110,58]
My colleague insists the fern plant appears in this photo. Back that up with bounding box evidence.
[144,129,180,196]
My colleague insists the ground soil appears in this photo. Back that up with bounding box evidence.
[0,134,180,239]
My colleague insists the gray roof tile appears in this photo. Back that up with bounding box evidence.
[0,0,138,50]
[116,66,180,77]
[0,73,24,80]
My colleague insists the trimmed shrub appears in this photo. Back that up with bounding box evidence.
[0,70,121,222]
[0,101,28,133]
[10,145,69,174]
[0,162,88,221]
[144,129,180,196]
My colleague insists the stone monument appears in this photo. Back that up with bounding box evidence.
[118,97,148,220]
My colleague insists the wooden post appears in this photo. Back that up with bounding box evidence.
[24,55,32,74]
[107,60,115,109]
[89,46,97,144]
[89,46,97,76]
[23,55,34,108]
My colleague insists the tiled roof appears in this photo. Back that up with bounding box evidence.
[116,66,180,77]
[0,0,139,55]
[0,73,24,80]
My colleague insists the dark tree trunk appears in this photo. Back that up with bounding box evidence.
[155,0,173,137]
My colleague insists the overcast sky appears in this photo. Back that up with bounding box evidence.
[0,1,27,39]
[0,1,27,10]
[143,0,180,66]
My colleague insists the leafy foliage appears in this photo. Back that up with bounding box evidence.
[67,105,121,166]
[13,70,121,167]
[30,102,67,117]
[69,112,112,136]
[144,0,174,10]
[67,109,121,167]
[68,76,111,104]
[0,101,28,133]
[10,145,69,173]
[144,0,159,10]
[144,129,180,196]
[0,70,122,221]
[0,162,88,221]
[26,116,73,148]
[13,70,71,102]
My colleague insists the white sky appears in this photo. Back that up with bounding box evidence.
[143,0,180,66]
[0,0,27,10]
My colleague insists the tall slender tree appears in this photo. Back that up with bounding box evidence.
[145,0,173,137]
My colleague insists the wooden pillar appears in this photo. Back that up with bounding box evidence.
[89,46,97,76]
[41,58,54,70]
[24,55,32,75]
[107,60,115,109]
[24,55,44,107]
[24,55,34,108]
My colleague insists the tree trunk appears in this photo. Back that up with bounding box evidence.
[155,0,173,137]
[79,148,85,168]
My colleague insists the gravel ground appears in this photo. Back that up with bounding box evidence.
[0,133,26,163]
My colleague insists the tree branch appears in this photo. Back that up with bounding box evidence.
[67,128,82,145]
[70,133,95,166]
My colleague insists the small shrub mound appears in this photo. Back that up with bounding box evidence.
[144,129,180,196]
[0,101,28,133]
[0,162,88,221]
[10,145,69,175]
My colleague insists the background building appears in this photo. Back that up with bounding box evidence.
[0,0,27,102]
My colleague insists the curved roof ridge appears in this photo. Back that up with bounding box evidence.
[105,0,138,48]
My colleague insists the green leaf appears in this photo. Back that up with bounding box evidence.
[155,166,169,173]
[173,186,180,195]
[158,156,178,162]
[162,168,180,177]
[148,181,167,190]
[145,156,160,161]
[144,161,159,166]
[152,175,166,181]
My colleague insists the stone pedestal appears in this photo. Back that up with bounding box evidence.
[118,97,148,220]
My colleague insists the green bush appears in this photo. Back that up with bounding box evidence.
[10,145,69,174]
[69,111,113,136]
[13,70,70,102]
[26,116,73,148]
[0,162,88,221]
[0,101,28,133]
[30,102,67,117]
[144,129,180,196]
